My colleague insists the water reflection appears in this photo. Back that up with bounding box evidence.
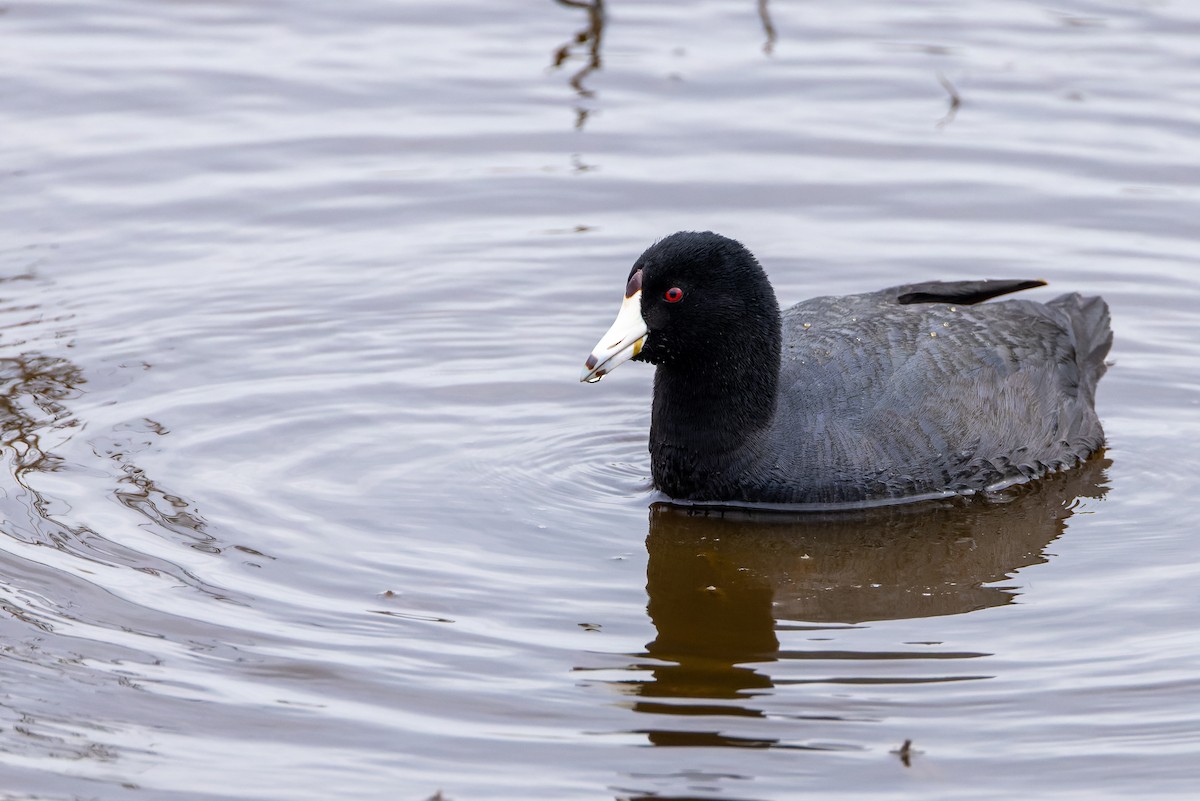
[618,457,1108,744]
[552,0,605,129]
[936,71,962,128]
[1,350,216,557]
[551,1,780,126]
[0,352,83,480]
[758,0,777,55]
[0,283,227,606]
[105,417,212,551]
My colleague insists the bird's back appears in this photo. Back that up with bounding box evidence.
[755,283,1111,503]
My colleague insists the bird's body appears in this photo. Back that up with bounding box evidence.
[582,232,1110,507]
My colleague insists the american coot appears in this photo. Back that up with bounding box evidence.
[581,231,1111,506]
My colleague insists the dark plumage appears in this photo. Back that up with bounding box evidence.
[581,231,1111,506]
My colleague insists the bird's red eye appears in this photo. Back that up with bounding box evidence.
[664,287,684,303]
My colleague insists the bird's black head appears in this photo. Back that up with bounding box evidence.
[629,231,781,370]
[579,231,785,495]
[580,230,782,389]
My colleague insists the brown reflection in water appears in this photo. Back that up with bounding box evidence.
[0,282,231,608]
[623,457,1109,743]
[552,0,605,129]
[0,352,215,557]
[105,418,211,550]
[758,0,777,55]
[551,2,779,129]
[0,353,83,481]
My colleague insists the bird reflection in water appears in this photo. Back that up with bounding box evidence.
[619,456,1109,746]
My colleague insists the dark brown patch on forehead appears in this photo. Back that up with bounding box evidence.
[625,268,643,298]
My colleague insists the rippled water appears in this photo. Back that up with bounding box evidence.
[3,1,1200,799]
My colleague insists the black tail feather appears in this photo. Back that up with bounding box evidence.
[896,279,1046,306]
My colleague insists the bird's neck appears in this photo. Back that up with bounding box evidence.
[649,349,780,498]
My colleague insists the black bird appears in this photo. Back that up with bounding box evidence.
[581,231,1111,506]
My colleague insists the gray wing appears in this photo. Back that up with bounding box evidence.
[766,284,1109,502]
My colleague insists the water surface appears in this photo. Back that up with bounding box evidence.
[3,1,1200,799]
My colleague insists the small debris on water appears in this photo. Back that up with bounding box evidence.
[891,738,921,767]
